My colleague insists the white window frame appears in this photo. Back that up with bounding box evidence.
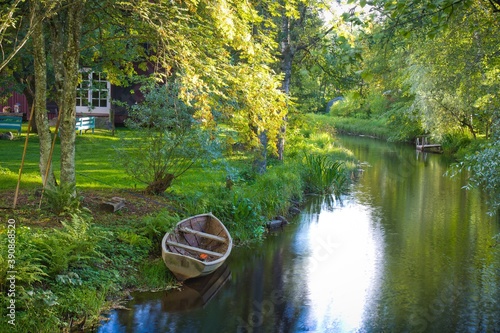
[76,69,111,114]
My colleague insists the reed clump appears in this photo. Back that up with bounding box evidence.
[302,154,348,198]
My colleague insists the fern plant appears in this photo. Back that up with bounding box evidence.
[34,213,105,275]
[0,226,48,286]
[43,183,82,215]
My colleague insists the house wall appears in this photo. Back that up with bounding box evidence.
[0,92,29,119]
[0,91,61,120]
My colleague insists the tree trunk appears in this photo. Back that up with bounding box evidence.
[31,1,56,187]
[278,12,293,161]
[254,130,268,174]
[145,173,175,195]
[48,1,86,188]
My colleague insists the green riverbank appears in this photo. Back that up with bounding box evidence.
[0,115,357,332]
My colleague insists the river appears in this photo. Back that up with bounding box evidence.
[95,135,500,333]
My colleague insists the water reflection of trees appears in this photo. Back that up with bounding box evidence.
[341,135,500,332]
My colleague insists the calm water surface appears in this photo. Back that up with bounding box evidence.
[96,136,500,333]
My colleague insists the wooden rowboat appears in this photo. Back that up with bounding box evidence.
[161,213,233,281]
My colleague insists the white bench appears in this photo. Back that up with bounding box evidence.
[75,117,95,134]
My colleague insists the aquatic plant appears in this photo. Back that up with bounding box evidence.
[302,153,348,197]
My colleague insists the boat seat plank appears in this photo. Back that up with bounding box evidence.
[166,240,224,258]
[179,227,227,243]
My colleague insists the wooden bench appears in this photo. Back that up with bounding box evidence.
[0,116,22,135]
[75,116,95,134]
[179,227,228,243]
[166,240,224,257]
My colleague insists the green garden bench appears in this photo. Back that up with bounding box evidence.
[0,116,22,135]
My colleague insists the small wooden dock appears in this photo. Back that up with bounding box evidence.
[416,136,442,153]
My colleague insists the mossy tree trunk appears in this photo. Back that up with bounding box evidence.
[31,0,56,187]
[48,0,86,189]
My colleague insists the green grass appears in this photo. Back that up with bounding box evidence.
[0,129,134,191]
[309,114,393,140]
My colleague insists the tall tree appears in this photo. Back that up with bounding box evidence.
[46,0,86,188]
[365,0,500,139]
[245,0,327,161]
[31,0,56,187]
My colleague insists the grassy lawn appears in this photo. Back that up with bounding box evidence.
[0,128,133,191]
[1,127,251,193]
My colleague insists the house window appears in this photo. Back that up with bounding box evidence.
[76,71,111,114]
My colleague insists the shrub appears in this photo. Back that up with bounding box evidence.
[460,136,500,213]
[367,92,390,117]
[0,226,47,286]
[56,284,106,325]
[328,91,365,118]
[138,210,179,252]
[441,132,473,156]
[203,188,264,242]
[384,100,424,142]
[117,81,220,195]
[14,289,62,332]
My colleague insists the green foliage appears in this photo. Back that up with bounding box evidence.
[137,210,179,252]
[0,226,47,286]
[117,231,152,253]
[249,163,303,218]
[56,272,83,286]
[206,189,265,243]
[302,154,348,198]
[440,132,473,156]
[384,100,423,142]
[368,0,477,38]
[56,284,106,322]
[366,91,391,117]
[290,9,364,114]
[14,289,62,333]
[34,214,104,276]
[328,92,365,118]
[138,258,175,290]
[117,82,220,195]
[460,134,500,213]
[177,162,304,242]
[43,183,82,215]
[327,116,393,139]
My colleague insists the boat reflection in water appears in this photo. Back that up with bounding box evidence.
[94,264,231,333]
[162,263,231,312]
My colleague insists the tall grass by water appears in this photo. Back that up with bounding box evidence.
[302,154,348,198]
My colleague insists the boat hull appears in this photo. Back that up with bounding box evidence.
[161,213,232,281]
